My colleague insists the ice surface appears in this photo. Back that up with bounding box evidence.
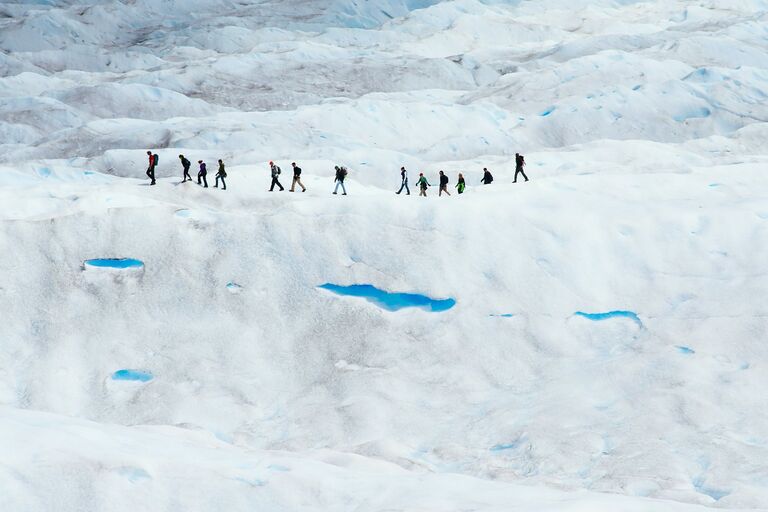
[2,0,768,510]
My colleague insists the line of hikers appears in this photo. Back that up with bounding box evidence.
[145,151,529,195]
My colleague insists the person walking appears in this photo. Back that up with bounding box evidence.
[269,161,284,191]
[333,165,348,195]
[438,171,451,196]
[481,167,494,185]
[179,154,192,182]
[290,162,306,192]
[197,160,208,188]
[146,150,157,185]
[514,153,529,183]
[214,159,227,190]
[396,166,410,195]
[416,173,430,197]
[456,173,466,194]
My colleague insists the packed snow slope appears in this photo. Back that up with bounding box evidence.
[2,0,768,510]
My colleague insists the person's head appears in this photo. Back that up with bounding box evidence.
[269,161,274,166]
[198,160,203,164]
[483,167,488,171]
[218,159,222,163]
[439,170,444,175]
[515,153,519,157]
[179,154,184,159]
[401,166,405,171]
[292,162,296,167]
[147,151,152,155]
[459,173,463,178]
[334,166,340,171]
[419,172,423,176]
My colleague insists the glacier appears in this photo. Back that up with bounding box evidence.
[1,0,768,510]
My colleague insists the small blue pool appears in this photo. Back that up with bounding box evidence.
[574,310,642,325]
[319,283,455,312]
[85,258,144,269]
[112,369,153,382]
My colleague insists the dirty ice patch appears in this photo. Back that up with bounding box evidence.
[112,369,153,382]
[574,310,642,326]
[84,258,144,269]
[318,283,455,312]
[490,313,514,318]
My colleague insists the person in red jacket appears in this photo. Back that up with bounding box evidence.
[146,151,159,185]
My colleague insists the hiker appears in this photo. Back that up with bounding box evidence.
[439,171,451,196]
[197,160,208,188]
[269,161,284,191]
[456,173,466,194]
[290,162,306,192]
[416,173,430,197]
[333,165,347,195]
[179,154,192,182]
[214,159,227,190]
[481,167,494,185]
[396,166,410,195]
[514,153,529,183]
[146,150,157,185]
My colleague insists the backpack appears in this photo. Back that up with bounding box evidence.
[153,154,159,166]
[341,167,348,177]
[276,166,281,174]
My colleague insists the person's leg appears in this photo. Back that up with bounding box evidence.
[333,181,339,194]
[290,176,296,192]
[341,182,347,195]
[405,182,410,195]
[298,177,306,191]
[521,169,529,181]
[269,178,276,191]
[147,167,152,179]
[203,174,208,188]
[198,172,202,185]
[444,186,450,196]
[150,168,156,185]
[222,176,226,190]
[277,179,284,191]
[214,176,219,188]
[397,182,404,194]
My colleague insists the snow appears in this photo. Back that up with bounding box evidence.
[2,0,768,510]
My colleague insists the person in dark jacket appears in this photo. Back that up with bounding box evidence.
[290,162,306,192]
[179,154,192,182]
[514,153,529,183]
[214,159,227,190]
[438,170,451,196]
[333,165,347,195]
[396,166,410,195]
[197,160,208,188]
[269,161,284,191]
[481,167,494,185]
[456,173,466,194]
[146,150,157,185]
[416,173,430,197]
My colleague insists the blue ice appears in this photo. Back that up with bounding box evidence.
[673,107,711,122]
[676,345,696,354]
[175,209,191,217]
[574,310,642,325]
[226,282,243,292]
[112,369,153,382]
[539,107,555,117]
[318,283,455,312]
[490,313,514,318]
[693,477,730,501]
[490,441,521,452]
[85,258,144,269]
